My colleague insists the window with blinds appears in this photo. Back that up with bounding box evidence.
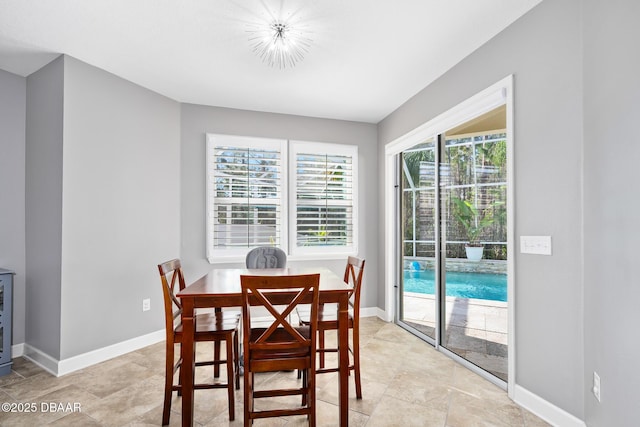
[290,141,358,255]
[206,135,286,260]
[206,135,358,262]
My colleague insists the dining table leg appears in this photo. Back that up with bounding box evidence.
[181,299,196,427]
[337,293,350,426]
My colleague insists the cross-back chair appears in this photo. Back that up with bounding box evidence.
[297,256,365,398]
[240,273,320,426]
[158,259,240,425]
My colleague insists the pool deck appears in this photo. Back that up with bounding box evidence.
[402,292,508,381]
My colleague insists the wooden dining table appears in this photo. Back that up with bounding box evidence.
[176,267,353,426]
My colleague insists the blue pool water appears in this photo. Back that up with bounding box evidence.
[403,270,507,302]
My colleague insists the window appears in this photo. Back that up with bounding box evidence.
[206,135,357,262]
[206,135,287,261]
[290,141,357,256]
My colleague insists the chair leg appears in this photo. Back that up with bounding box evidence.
[319,329,325,369]
[226,334,235,421]
[353,325,362,399]
[177,343,184,397]
[234,331,240,390]
[308,367,316,427]
[301,369,308,406]
[162,343,174,426]
[214,340,221,378]
[244,361,251,426]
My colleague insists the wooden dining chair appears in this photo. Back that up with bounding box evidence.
[158,259,240,425]
[242,246,288,374]
[240,273,320,426]
[297,256,365,399]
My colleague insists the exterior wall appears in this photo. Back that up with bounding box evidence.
[378,0,584,419]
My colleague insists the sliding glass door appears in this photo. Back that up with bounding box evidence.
[397,105,509,383]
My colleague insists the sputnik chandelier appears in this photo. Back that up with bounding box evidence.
[247,19,312,68]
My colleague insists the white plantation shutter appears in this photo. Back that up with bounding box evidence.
[290,141,357,255]
[206,135,358,262]
[206,135,287,261]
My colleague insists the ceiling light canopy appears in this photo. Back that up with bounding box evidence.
[248,19,312,69]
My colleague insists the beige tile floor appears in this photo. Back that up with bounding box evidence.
[0,318,549,426]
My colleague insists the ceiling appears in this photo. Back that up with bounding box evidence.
[0,0,542,123]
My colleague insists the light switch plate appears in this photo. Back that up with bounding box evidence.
[520,236,552,255]
[593,371,601,402]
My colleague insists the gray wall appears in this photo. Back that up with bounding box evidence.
[180,104,379,309]
[58,56,181,358]
[378,0,584,419]
[25,56,64,358]
[0,69,26,345]
[22,55,181,360]
[583,0,640,425]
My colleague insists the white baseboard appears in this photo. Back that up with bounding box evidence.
[22,344,59,376]
[360,306,381,318]
[375,307,390,321]
[513,385,586,427]
[364,306,391,321]
[22,329,165,377]
[12,343,25,357]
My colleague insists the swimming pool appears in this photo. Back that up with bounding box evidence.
[403,270,507,302]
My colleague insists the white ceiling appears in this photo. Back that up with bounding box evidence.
[0,0,541,123]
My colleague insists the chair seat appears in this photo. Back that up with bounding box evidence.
[297,308,354,330]
[249,326,311,359]
[175,312,240,336]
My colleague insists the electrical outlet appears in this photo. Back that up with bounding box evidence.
[142,298,151,312]
[593,371,601,402]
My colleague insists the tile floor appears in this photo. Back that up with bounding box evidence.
[0,318,549,426]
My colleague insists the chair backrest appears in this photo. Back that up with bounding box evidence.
[240,274,320,355]
[344,256,365,317]
[245,246,287,269]
[158,259,186,340]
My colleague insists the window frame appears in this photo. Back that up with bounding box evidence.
[206,134,288,263]
[206,134,358,263]
[289,140,359,258]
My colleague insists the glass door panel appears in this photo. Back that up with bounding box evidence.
[440,127,508,382]
[398,139,437,341]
